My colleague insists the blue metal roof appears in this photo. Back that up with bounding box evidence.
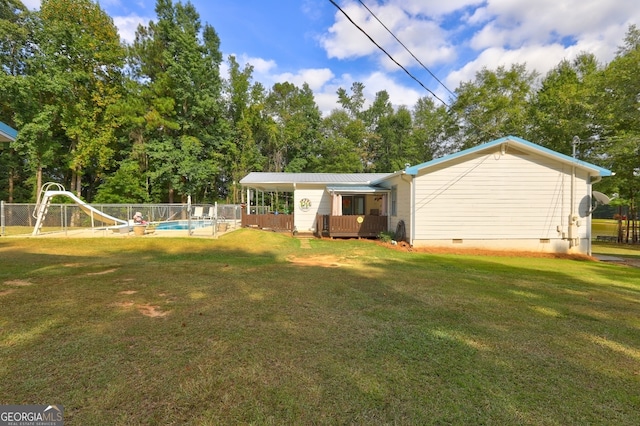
[0,121,18,143]
[403,135,613,177]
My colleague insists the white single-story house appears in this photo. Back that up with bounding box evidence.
[240,136,613,255]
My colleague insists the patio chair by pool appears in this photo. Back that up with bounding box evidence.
[192,206,203,219]
[204,206,215,220]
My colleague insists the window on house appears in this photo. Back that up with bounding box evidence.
[342,195,365,215]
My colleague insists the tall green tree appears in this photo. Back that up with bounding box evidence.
[6,0,124,201]
[0,0,30,201]
[264,82,321,172]
[127,0,226,203]
[592,25,640,242]
[376,105,416,172]
[335,82,370,169]
[316,109,363,172]
[411,96,454,161]
[223,55,265,203]
[93,79,151,203]
[362,90,394,171]
[529,53,601,156]
[40,0,125,197]
[0,0,27,90]
[449,63,538,149]
[336,81,366,119]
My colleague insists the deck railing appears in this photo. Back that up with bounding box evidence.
[317,214,387,238]
[240,212,387,237]
[242,212,293,231]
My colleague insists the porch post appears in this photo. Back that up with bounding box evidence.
[332,193,342,216]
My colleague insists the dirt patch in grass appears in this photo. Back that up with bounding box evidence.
[5,280,33,286]
[118,290,138,295]
[137,304,170,317]
[87,268,118,275]
[113,300,170,317]
[286,255,344,268]
[0,289,16,297]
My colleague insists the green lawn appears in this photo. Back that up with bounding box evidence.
[1,230,639,424]
[592,218,622,237]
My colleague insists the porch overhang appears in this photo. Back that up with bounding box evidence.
[239,172,393,194]
[326,185,390,194]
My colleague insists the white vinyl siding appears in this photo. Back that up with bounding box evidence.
[381,175,412,239]
[293,186,330,232]
[412,149,591,242]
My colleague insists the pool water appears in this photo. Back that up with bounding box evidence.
[155,220,212,230]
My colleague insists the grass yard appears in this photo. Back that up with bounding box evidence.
[592,218,624,238]
[1,229,639,425]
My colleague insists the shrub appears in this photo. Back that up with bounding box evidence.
[378,230,395,243]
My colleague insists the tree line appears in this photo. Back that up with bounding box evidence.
[1,0,638,231]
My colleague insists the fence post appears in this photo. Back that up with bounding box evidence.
[1,200,4,236]
[212,202,218,237]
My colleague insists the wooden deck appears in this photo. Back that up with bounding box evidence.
[317,214,387,238]
[241,212,388,238]
[242,212,293,231]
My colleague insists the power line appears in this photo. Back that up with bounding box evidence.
[328,0,501,140]
[356,0,457,100]
[328,0,449,108]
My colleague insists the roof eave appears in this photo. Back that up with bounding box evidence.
[405,135,613,177]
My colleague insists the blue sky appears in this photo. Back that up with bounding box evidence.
[22,0,640,114]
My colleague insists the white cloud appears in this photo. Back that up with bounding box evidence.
[387,0,483,18]
[320,0,640,111]
[467,0,640,51]
[220,54,277,92]
[310,71,424,115]
[321,2,380,59]
[445,42,589,90]
[220,55,339,113]
[274,68,335,92]
[21,0,40,10]
[445,0,640,91]
[314,91,343,115]
[233,54,277,75]
[361,72,422,109]
[321,1,456,72]
[113,15,151,44]
[466,6,492,25]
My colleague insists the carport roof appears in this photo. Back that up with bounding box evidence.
[240,172,392,192]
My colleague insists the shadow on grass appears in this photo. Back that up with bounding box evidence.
[1,230,639,424]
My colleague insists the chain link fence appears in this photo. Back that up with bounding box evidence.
[0,201,242,237]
